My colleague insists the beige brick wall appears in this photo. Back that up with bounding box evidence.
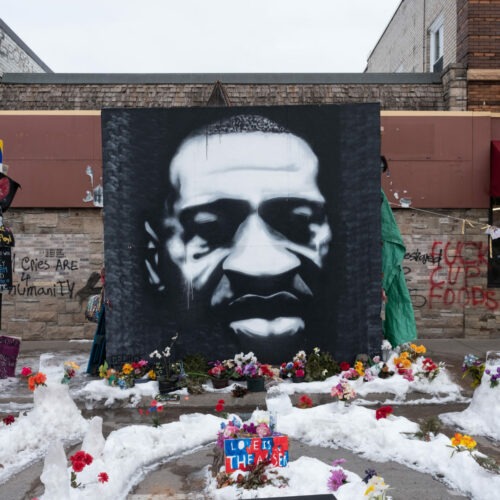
[2,208,103,340]
[3,205,499,341]
[395,207,500,340]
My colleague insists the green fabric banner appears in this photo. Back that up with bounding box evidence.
[381,190,417,346]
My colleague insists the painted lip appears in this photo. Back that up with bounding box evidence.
[225,291,305,321]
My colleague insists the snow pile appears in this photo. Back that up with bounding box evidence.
[39,413,222,499]
[274,397,500,500]
[441,357,500,441]
[0,354,88,484]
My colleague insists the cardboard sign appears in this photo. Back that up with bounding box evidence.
[224,435,289,473]
[0,335,21,378]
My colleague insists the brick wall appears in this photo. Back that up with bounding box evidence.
[0,82,445,111]
[2,208,103,340]
[457,0,500,69]
[396,207,500,340]
[4,205,500,341]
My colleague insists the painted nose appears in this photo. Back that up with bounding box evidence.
[222,214,300,276]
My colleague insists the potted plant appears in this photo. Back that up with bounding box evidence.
[149,333,181,394]
[280,350,306,382]
[208,359,234,389]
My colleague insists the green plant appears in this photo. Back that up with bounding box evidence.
[305,348,340,381]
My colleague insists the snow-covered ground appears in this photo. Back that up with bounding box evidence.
[0,350,499,499]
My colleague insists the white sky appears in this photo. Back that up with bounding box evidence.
[0,0,401,73]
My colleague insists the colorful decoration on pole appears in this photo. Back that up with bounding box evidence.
[0,139,21,378]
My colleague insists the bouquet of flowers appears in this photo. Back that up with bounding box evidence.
[279,350,306,379]
[233,352,273,379]
[418,357,444,381]
[331,380,356,402]
[485,366,500,388]
[208,360,235,379]
[462,354,485,388]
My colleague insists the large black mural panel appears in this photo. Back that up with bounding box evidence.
[102,105,381,365]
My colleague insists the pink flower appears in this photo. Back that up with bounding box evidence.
[21,366,33,377]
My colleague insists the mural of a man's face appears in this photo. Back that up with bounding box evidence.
[153,121,332,343]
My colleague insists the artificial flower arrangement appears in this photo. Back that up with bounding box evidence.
[331,380,356,403]
[208,359,235,380]
[98,359,151,389]
[233,351,274,379]
[69,450,109,488]
[461,354,500,389]
[363,469,391,499]
[418,357,444,381]
[449,432,499,473]
[61,361,80,384]
[279,350,306,380]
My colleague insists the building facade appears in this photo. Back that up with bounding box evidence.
[1,5,500,344]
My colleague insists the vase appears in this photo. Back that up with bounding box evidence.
[246,376,266,392]
[158,376,179,394]
[211,377,229,389]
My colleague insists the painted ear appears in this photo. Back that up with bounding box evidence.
[144,220,166,292]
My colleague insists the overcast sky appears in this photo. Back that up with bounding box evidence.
[0,0,401,73]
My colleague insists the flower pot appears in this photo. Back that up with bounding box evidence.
[211,377,229,389]
[246,376,265,392]
[158,376,179,394]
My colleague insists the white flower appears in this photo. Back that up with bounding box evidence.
[381,340,392,351]
[162,346,171,358]
[149,349,161,359]
[313,347,320,354]
[322,369,328,376]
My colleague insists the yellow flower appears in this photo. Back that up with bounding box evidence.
[64,361,80,370]
[394,353,412,369]
[410,343,426,354]
[122,363,133,375]
[364,485,374,496]
[147,369,156,380]
[461,435,477,449]
[354,361,365,376]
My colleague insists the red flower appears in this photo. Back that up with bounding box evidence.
[72,460,85,473]
[97,472,109,483]
[2,415,15,425]
[70,450,93,469]
[156,405,164,412]
[21,366,33,377]
[297,395,313,409]
[339,362,350,372]
[215,400,225,412]
[375,405,393,420]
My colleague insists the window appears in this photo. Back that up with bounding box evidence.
[429,15,444,73]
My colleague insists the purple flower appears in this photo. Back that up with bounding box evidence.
[327,468,347,492]
[363,469,377,483]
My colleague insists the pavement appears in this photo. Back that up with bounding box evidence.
[1,337,500,499]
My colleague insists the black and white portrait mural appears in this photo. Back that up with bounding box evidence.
[102,105,381,365]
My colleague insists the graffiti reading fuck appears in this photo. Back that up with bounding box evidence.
[428,241,498,311]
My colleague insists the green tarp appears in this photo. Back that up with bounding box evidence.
[381,190,417,346]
